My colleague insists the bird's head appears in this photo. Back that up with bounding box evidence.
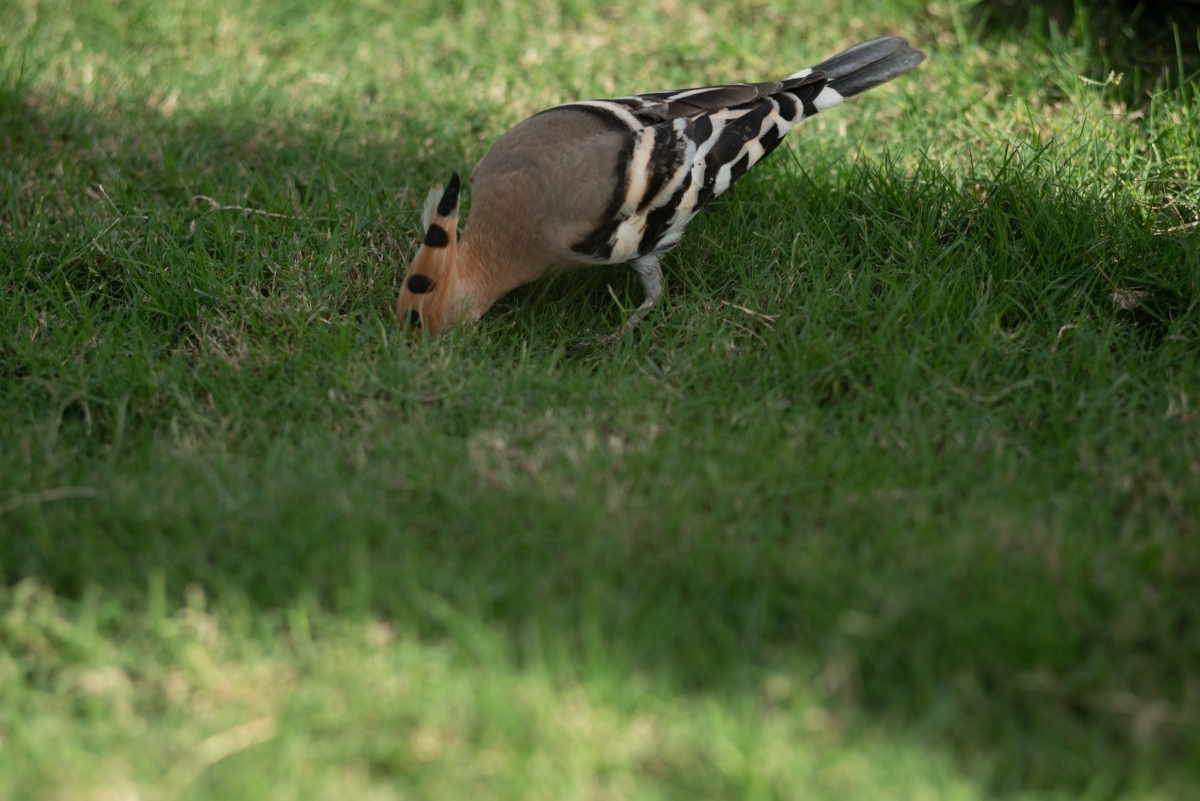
[397,173,473,335]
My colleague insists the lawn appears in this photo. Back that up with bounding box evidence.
[2,0,1199,798]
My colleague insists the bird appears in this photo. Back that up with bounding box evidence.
[398,35,925,335]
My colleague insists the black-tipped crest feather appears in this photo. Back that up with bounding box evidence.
[407,274,434,293]
[437,173,461,216]
[424,224,449,247]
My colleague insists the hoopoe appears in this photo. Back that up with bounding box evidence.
[399,36,925,335]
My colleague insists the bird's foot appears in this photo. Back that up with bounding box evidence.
[596,304,654,349]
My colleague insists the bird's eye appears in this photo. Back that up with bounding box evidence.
[407,274,434,294]
[407,309,422,328]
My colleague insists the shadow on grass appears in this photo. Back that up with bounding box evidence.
[3,44,1200,801]
[971,0,1200,103]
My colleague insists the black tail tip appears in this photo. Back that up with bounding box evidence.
[816,36,927,98]
[438,172,461,216]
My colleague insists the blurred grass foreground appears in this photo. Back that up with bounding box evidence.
[2,0,1199,798]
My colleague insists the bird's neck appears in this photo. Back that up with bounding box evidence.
[457,227,549,319]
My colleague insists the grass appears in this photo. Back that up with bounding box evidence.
[2,0,1199,798]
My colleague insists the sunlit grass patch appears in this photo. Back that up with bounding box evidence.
[3,581,997,800]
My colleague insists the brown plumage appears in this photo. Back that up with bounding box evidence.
[398,36,926,334]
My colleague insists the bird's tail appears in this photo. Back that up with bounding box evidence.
[809,36,926,99]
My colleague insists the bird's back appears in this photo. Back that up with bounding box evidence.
[464,108,631,278]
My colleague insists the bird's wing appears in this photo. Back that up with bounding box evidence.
[559,36,924,265]
[559,71,829,264]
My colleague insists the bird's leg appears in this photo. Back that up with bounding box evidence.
[595,255,664,348]
[625,254,664,329]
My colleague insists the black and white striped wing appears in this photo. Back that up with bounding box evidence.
[563,72,835,265]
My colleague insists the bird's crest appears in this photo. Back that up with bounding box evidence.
[420,183,442,232]
[398,173,461,334]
